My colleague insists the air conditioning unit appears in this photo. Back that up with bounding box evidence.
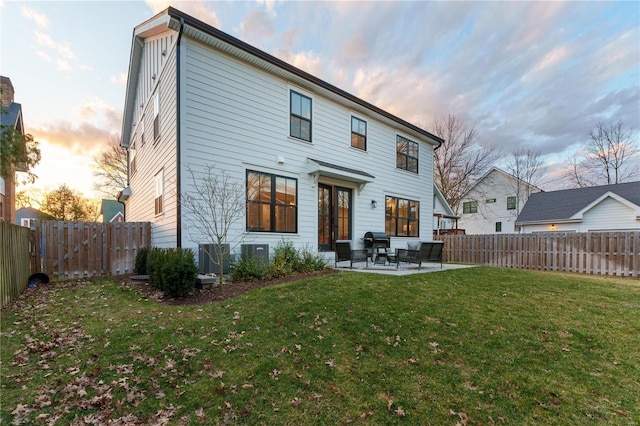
[241,244,269,264]
[198,244,230,274]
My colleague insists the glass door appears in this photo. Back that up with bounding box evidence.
[318,184,352,251]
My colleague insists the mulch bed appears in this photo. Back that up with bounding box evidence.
[127,268,339,306]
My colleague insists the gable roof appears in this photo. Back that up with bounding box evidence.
[100,199,125,223]
[0,102,23,132]
[16,207,53,221]
[516,181,640,224]
[462,166,542,199]
[434,184,458,218]
[121,7,444,150]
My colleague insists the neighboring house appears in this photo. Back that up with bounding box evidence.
[16,207,53,228]
[119,8,443,258]
[433,184,460,235]
[516,182,640,233]
[458,167,542,234]
[0,76,24,224]
[100,199,125,223]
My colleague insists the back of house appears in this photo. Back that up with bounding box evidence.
[119,7,443,261]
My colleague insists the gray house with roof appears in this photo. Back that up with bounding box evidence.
[1,76,24,224]
[515,182,640,233]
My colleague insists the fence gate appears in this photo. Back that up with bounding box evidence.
[32,221,152,281]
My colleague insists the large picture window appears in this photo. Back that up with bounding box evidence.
[351,116,367,150]
[290,90,312,142]
[247,170,297,233]
[385,196,419,237]
[396,135,418,173]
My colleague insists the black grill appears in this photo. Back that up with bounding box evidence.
[363,231,390,249]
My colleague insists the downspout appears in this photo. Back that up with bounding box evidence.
[176,17,185,248]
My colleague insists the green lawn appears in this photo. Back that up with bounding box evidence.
[1,267,639,425]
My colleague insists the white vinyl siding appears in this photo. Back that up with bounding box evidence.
[125,37,178,248]
[179,37,436,255]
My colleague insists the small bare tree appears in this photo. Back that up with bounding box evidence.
[92,137,128,198]
[432,113,499,213]
[568,119,639,188]
[180,165,245,287]
[504,148,543,215]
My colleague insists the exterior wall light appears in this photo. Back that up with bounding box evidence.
[371,200,377,209]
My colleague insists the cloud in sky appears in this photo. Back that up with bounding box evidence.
[20,6,49,28]
[2,1,638,196]
[146,0,219,27]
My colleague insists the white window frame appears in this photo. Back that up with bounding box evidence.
[154,169,164,216]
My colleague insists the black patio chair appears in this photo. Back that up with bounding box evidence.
[335,240,369,268]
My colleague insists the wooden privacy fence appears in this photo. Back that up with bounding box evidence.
[32,221,152,281]
[1,222,31,308]
[439,232,640,277]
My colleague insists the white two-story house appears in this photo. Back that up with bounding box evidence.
[458,167,541,234]
[119,7,443,260]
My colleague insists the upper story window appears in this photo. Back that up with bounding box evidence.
[290,90,312,142]
[140,121,145,148]
[507,196,516,210]
[154,170,163,216]
[485,198,496,203]
[153,92,160,143]
[247,170,298,233]
[396,135,418,173]
[351,116,367,150]
[463,201,477,214]
[385,196,419,237]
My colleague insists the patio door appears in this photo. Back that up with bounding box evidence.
[318,184,352,251]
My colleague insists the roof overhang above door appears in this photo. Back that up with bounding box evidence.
[307,158,375,193]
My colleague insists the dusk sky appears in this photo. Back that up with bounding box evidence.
[1,1,638,200]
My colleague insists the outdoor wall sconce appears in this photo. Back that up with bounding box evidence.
[371,200,377,209]
[551,224,556,230]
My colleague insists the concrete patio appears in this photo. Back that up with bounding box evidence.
[335,262,476,276]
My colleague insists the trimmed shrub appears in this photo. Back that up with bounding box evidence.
[147,247,167,291]
[134,247,150,275]
[161,248,197,298]
[231,256,268,282]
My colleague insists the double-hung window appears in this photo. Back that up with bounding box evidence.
[507,196,517,210]
[351,116,367,150]
[385,196,419,237]
[396,135,418,173]
[290,91,312,142]
[154,170,163,216]
[463,201,477,214]
[247,170,297,233]
[153,92,160,142]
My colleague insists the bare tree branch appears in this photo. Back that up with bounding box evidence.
[180,165,246,286]
[567,119,639,187]
[92,137,128,198]
[432,113,499,213]
[504,148,543,216]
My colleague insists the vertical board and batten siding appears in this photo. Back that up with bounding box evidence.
[132,33,175,127]
[439,232,639,276]
[1,222,31,308]
[126,31,179,248]
[37,221,152,280]
[180,37,434,255]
